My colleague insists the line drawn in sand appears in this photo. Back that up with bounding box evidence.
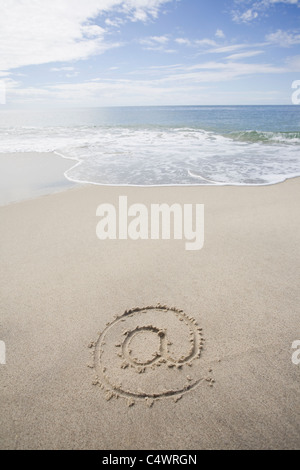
[88,305,216,407]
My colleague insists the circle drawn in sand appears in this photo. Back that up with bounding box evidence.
[89,306,213,407]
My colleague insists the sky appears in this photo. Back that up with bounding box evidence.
[0,0,300,107]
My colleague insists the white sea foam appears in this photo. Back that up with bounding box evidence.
[0,126,300,186]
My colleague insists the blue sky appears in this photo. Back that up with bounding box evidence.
[0,0,300,106]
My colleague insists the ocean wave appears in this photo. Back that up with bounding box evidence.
[228,130,300,145]
[0,126,300,186]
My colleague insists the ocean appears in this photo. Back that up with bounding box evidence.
[0,105,300,187]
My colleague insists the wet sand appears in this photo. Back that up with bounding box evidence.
[0,152,76,206]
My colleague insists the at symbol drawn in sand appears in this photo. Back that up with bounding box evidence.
[88,305,215,407]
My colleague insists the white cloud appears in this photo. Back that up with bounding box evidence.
[0,0,171,72]
[140,35,169,46]
[267,0,299,4]
[5,51,293,106]
[154,61,286,84]
[215,29,225,39]
[151,36,170,44]
[266,29,300,46]
[139,35,173,52]
[232,0,300,23]
[195,39,217,47]
[175,37,217,48]
[121,0,172,21]
[208,44,252,54]
[232,8,258,23]
[105,17,123,27]
[66,72,80,78]
[51,67,76,72]
[207,42,267,54]
[6,59,287,104]
[226,50,264,60]
[175,38,189,45]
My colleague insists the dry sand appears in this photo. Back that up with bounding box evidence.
[0,177,300,450]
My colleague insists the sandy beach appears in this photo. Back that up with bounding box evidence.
[0,173,300,450]
[0,152,76,206]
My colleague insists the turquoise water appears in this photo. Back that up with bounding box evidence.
[0,106,299,186]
